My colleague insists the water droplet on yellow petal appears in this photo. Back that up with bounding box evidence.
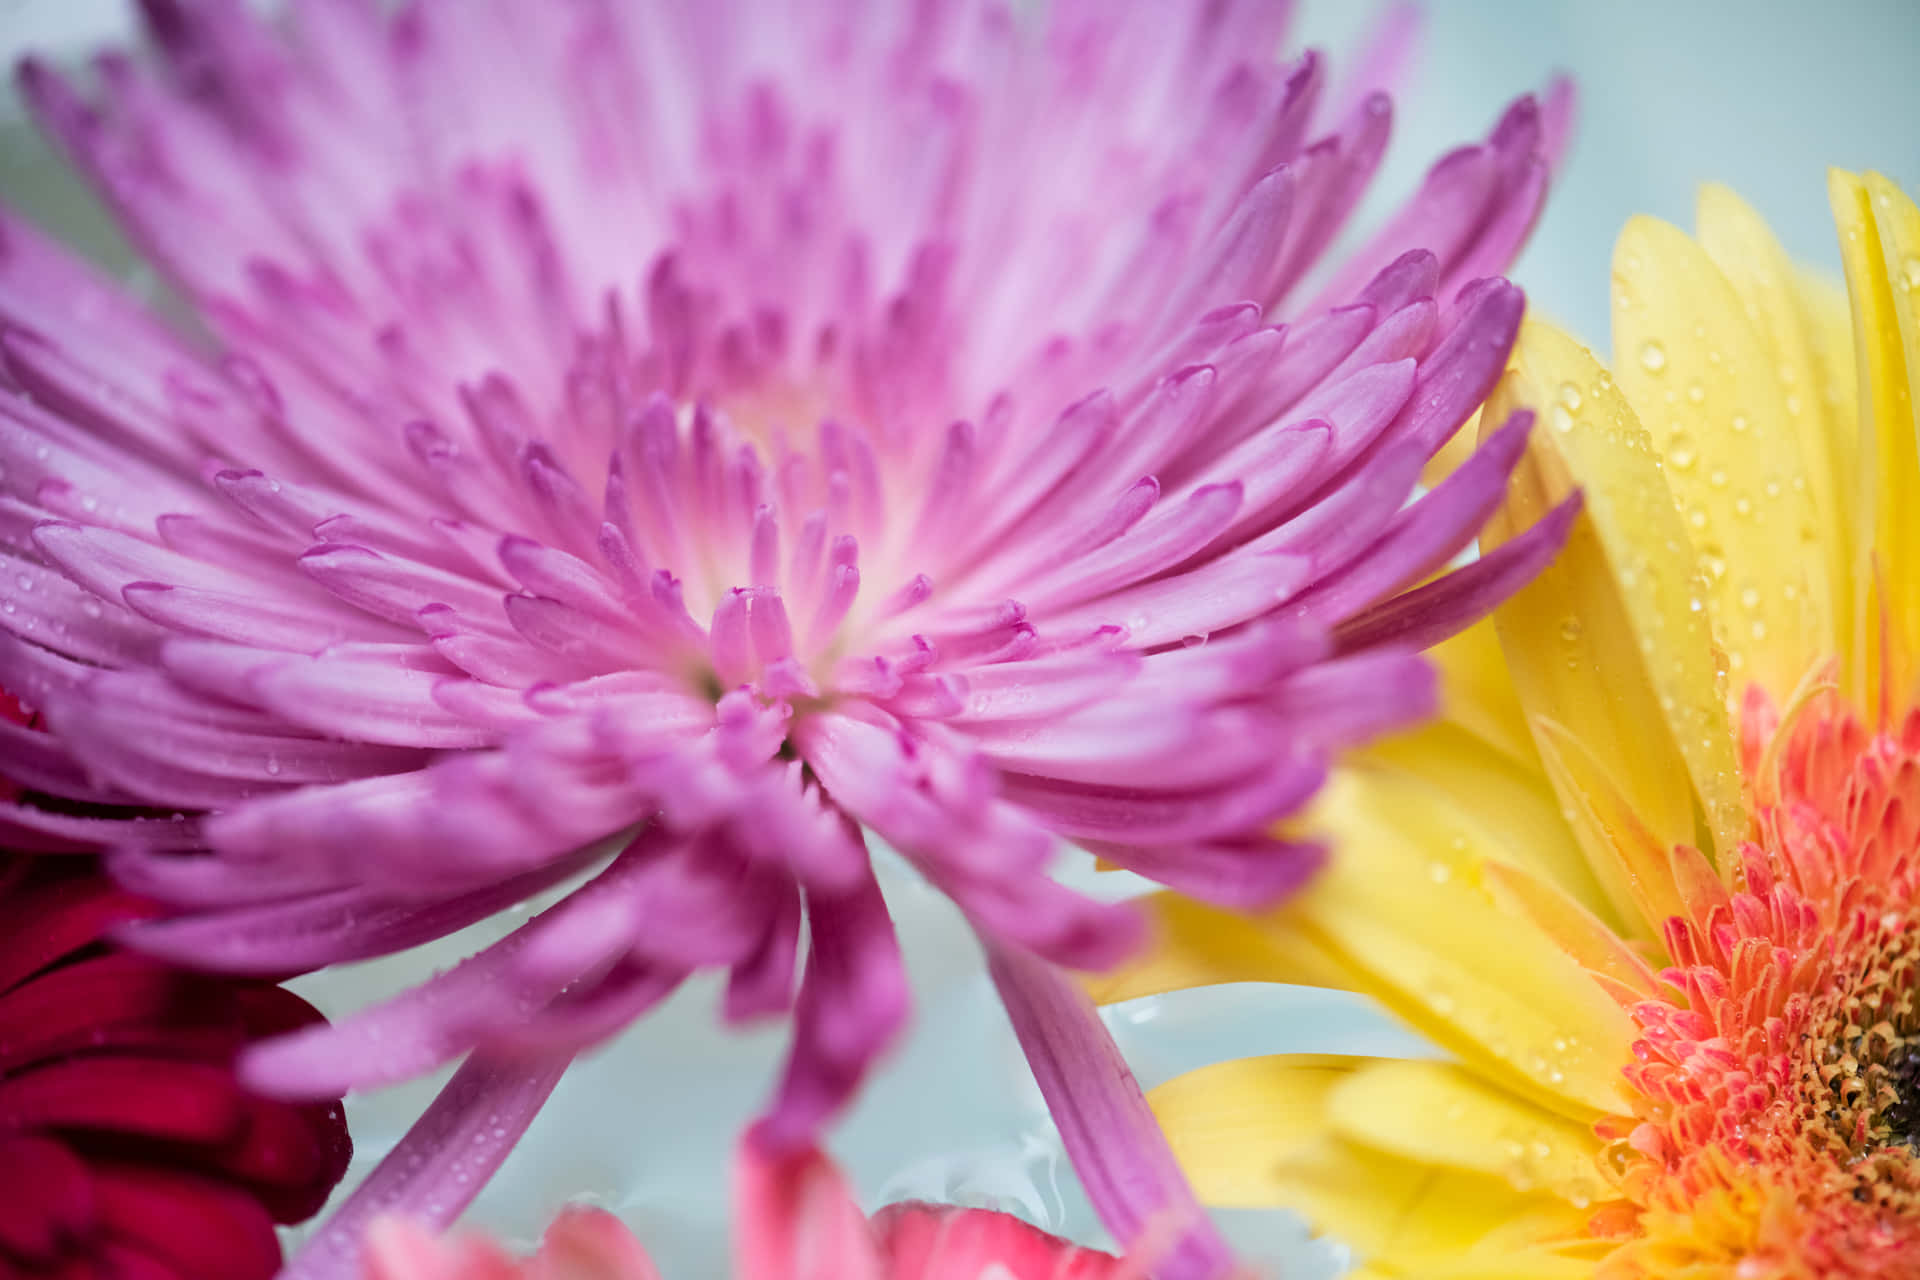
[1668,432,1697,470]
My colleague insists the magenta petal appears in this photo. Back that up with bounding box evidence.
[752,863,908,1154]
[984,938,1237,1280]
[122,843,606,973]
[1090,836,1327,911]
[281,1054,569,1280]
[1335,493,1583,653]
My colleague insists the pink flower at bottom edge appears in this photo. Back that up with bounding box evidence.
[365,1139,1136,1280]
[365,1208,663,1280]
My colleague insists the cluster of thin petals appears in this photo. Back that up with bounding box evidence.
[0,0,1574,1265]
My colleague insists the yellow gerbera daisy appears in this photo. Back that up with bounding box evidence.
[1096,171,1920,1280]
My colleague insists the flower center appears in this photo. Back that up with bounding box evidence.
[1882,1037,1920,1151]
[1599,686,1920,1277]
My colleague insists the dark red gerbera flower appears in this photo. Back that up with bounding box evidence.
[0,693,352,1279]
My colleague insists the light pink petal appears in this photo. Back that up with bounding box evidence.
[733,1140,882,1280]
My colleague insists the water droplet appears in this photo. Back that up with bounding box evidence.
[1668,433,1697,470]
[1738,584,1761,611]
[1638,341,1668,373]
[1708,467,1728,489]
[1557,382,1583,411]
[1427,862,1452,885]
[1903,256,1920,291]
[1549,404,1574,433]
[1685,381,1705,405]
[1730,413,1749,434]
[1733,494,1753,518]
[1559,617,1583,643]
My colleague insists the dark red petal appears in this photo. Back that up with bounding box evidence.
[872,1203,1127,1280]
[95,1241,187,1280]
[0,871,159,996]
[205,1094,352,1224]
[90,1161,281,1280]
[228,979,329,1040]
[0,1056,243,1145]
[0,954,240,1078]
[0,1134,95,1264]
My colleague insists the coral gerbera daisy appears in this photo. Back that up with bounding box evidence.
[1101,171,1920,1278]
[0,1,1572,1271]
[363,1137,1136,1280]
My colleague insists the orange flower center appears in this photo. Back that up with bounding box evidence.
[1594,684,1920,1280]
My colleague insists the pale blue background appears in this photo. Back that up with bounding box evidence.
[2,1,1917,1274]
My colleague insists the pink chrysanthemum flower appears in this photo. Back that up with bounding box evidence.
[364,1137,1138,1280]
[1,0,1572,1273]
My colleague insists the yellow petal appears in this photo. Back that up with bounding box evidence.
[1150,1056,1608,1277]
[1262,1134,1583,1269]
[1359,719,1614,927]
[1423,406,1485,489]
[1404,1251,1602,1280]
[1136,1059,1589,1258]
[1083,891,1357,1006]
[1148,1053,1365,1206]
[1610,213,1828,701]
[1694,185,1851,669]
[1281,767,1638,1118]
[1420,616,1544,771]
[1481,860,1662,1003]
[1326,1059,1612,1207]
[1527,715,1690,934]
[1830,172,1920,710]
[1272,1138,1591,1276]
[1795,264,1863,543]
[1481,321,1746,895]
